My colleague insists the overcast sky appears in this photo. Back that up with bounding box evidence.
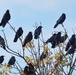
[0,0,76,74]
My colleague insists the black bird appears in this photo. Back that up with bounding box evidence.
[28,63,35,74]
[8,56,16,66]
[0,36,6,49]
[24,66,29,75]
[54,13,66,28]
[13,27,23,42]
[60,33,68,43]
[0,10,11,27]
[51,42,57,48]
[54,32,61,43]
[65,34,75,51]
[66,46,75,55]
[51,32,61,48]
[23,31,33,47]
[0,55,4,64]
[24,63,36,75]
[46,33,57,44]
[34,26,42,39]
[40,51,48,60]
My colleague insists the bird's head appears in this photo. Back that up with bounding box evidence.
[39,26,43,29]
[29,31,32,35]
[12,56,15,58]
[7,9,9,12]
[62,13,66,17]
[1,55,5,58]
[58,32,61,35]
[19,27,22,29]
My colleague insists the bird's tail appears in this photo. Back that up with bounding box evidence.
[3,46,6,50]
[0,23,2,26]
[13,37,18,42]
[54,24,58,28]
[22,42,26,47]
[51,43,56,48]
[34,36,38,39]
[46,40,48,44]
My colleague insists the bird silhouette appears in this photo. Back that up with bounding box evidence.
[54,13,66,28]
[0,10,11,27]
[40,51,48,60]
[13,27,23,42]
[60,33,68,43]
[66,46,75,55]
[24,63,36,75]
[34,26,42,39]
[51,32,61,48]
[46,33,57,44]
[0,36,6,49]
[28,63,35,74]
[0,55,4,64]
[24,66,29,75]
[23,31,33,47]
[65,34,75,51]
[8,56,16,66]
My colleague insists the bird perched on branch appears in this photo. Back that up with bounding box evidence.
[13,27,23,42]
[60,33,68,43]
[46,33,57,44]
[24,63,36,75]
[66,46,75,55]
[23,31,33,47]
[0,10,11,27]
[34,26,42,39]
[28,63,35,74]
[24,66,29,75]
[54,13,66,28]
[40,51,48,60]
[65,34,75,51]
[51,32,61,48]
[8,56,16,66]
[0,36,6,49]
[0,55,4,64]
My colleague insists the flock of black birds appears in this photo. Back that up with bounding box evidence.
[0,9,75,74]
[0,9,43,74]
[40,13,76,60]
[0,55,16,66]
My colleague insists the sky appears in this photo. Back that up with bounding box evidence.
[0,0,76,74]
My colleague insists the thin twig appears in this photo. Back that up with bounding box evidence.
[8,22,25,57]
